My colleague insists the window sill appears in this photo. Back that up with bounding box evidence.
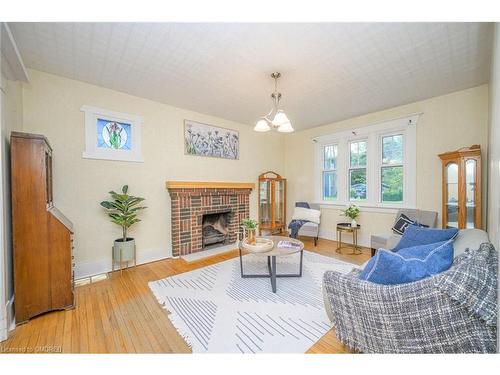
[313,201,414,214]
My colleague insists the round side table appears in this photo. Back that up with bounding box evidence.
[336,223,362,255]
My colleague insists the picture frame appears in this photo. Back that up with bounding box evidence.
[81,105,143,162]
[184,120,239,160]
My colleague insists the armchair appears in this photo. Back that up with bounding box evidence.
[289,202,320,246]
[370,208,438,256]
[322,230,497,353]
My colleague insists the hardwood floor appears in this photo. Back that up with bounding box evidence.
[0,237,370,354]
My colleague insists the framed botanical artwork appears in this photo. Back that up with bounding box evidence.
[81,105,143,162]
[184,120,239,160]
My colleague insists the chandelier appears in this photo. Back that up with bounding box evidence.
[254,72,294,133]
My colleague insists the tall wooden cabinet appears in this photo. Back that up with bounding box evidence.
[438,145,482,229]
[258,171,286,235]
[11,132,75,323]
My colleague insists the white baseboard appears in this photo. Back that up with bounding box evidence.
[0,296,15,342]
[74,247,171,279]
[6,296,15,332]
[0,320,5,342]
[318,228,372,249]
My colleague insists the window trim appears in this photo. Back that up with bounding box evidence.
[314,113,419,210]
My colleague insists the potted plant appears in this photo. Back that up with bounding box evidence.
[341,204,360,227]
[100,185,147,268]
[241,218,259,244]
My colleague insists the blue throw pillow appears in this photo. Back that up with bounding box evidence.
[359,240,454,285]
[392,224,458,251]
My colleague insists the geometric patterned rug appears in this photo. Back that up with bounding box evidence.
[149,250,358,353]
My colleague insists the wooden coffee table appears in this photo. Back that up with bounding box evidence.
[238,235,304,293]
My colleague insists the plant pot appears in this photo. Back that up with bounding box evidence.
[247,229,256,245]
[351,219,357,227]
[113,237,135,263]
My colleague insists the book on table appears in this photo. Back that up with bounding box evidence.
[277,240,301,249]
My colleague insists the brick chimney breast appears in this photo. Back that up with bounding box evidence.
[166,182,254,257]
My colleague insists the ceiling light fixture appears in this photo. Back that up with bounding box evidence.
[254,72,294,133]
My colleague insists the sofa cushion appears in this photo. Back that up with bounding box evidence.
[291,206,321,224]
[297,221,319,236]
[392,224,458,251]
[392,213,414,235]
[359,240,454,285]
[392,213,429,235]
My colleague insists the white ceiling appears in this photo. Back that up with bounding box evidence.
[9,22,493,130]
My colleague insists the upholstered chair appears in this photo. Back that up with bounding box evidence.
[370,209,438,255]
[290,202,321,246]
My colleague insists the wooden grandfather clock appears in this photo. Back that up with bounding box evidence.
[258,171,286,235]
[439,145,482,229]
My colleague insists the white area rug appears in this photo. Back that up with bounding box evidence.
[149,250,357,353]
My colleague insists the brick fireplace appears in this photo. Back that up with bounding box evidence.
[166,181,254,257]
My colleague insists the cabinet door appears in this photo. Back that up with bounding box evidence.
[274,180,285,226]
[259,180,271,226]
[464,159,478,228]
[445,162,459,228]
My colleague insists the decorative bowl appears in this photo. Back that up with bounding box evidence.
[242,237,274,253]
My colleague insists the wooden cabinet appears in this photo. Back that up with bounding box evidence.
[11,132,75,324]
[258,171,286,235]
[438,145,482,229]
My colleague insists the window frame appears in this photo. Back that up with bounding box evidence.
[378,132,405,204]
[321,143,339,201]
[314,114,418,210]
[348,139,368,202]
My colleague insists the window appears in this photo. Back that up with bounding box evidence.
[81,105,143,162]
[349,140,367,201]
[322,144,338,200]
[381,134,404,203]
[314,114,418,209]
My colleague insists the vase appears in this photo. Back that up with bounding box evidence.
[247,229,256,245]
[351,219,357,227]
[113,237,136,264]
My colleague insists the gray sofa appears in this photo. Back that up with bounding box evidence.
[370,208,438,255]
[322,229,498,353]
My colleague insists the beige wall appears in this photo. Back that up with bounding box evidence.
[488,24,500,252]
[16,70,492,274]
[22,69,285,278]
[285,85,489,246]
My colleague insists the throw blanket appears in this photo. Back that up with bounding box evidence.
[288,202,310,238]
[289,220,308,239]
[434,243,498,326]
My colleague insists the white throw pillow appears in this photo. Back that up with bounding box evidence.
[292,207,321,224]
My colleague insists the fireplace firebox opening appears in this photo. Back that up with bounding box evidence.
[202,211,231,248]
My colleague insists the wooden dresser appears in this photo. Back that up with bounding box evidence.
[11,132,75,324]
